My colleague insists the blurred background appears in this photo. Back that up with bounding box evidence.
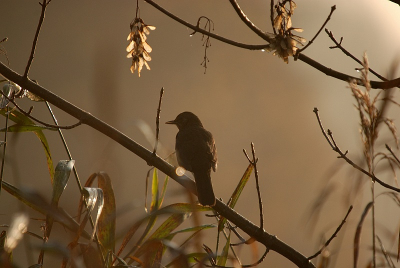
[1,0,400,267]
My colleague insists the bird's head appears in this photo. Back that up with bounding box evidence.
[166,111,203,130]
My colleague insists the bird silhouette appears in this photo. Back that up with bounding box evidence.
[166,111,217,206]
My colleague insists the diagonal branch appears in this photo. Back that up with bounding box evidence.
[0,61,315,268]
[313,107,400,193]
[295,5,336,56]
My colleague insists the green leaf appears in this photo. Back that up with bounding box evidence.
[0,109,55,182]
[44,160,75,239]
[135,212,191,258]
[0,124,56,132]
[51,160,74,206]
[218,163,253,232]
[151,168,159,212]
[217,232,230,266]
[159,175,169,208]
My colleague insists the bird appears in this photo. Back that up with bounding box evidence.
[166,111,217,206]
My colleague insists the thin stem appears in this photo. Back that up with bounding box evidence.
[0,91,82,129]
[313,107,400,193]
[308,205,353,260]
[228,0,272,42]
[0,106,9,194]
[153,87,164,155]
[0,62,315,268]
[270,0,276,35]
[24,0,51,78]
[295,5,336,56]
[144,0,400,89]
[325,29,390,84]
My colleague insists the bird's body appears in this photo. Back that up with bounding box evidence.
[166,112,217,206]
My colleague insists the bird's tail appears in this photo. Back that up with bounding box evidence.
[193,171,216,206]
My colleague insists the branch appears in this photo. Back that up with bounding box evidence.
[313,108,400,193]
[307,205,352,260]
[0,62,315,268]
[243,143,264,230]
[228,0,272,42]
[144,0,268,51]
[0,91,81,130]
[24,0,52,78]
[152,87,164,155]
[325,29,391,84]
[145,0,400,89]
[295,5,336,56]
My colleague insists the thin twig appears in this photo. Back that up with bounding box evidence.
[270,0,276,35]
[0,106,10,194]
[325,29,392,84]
[0,91,82,129]
[144,0,400,89]
[386,144,400,165]
[0,60,316,268]
[295,5,336,57]
[243,143,264,230]
[313,108,400,193]
[228,0,272,43]
[24,0,52,78]
[308,205,353,260]
[153,87,164,155]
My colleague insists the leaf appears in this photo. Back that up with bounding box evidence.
[354,202,373,268]
[167,253,208,267]
[1,180,90,239]
[159,175,169,208]
[151,168,160,212]
[82,187,104,241]
[44,160,75,238]
[218,163,253,232]
[217,232,230,266]
[80,243,105,268]
[118,203,210,258]
[0,124,56,132]
[135,212,191,258]
[97,172,116,254]
[0,109,55,182]
[142,239,164,268]
[51,160,74,206]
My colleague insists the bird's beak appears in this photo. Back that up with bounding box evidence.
[165,120,176,125]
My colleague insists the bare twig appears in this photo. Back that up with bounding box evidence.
[243,143,264,230]
[270,0,276,35]
[308,205,353,260]
[313,108,400,193]
[325,29,392,84]
[0,91,82,130]
[153,87,164,155]
[376,235,396,268]
[295,5,336,57]
[354,202,373,268]
[386,144,400,165]
[0,60,315,268]
[228,0,272,43]
[0,106,10,194]
[144,0,400,89]
[24,0,52,78]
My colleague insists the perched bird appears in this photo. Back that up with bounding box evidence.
[166,111,217,206]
